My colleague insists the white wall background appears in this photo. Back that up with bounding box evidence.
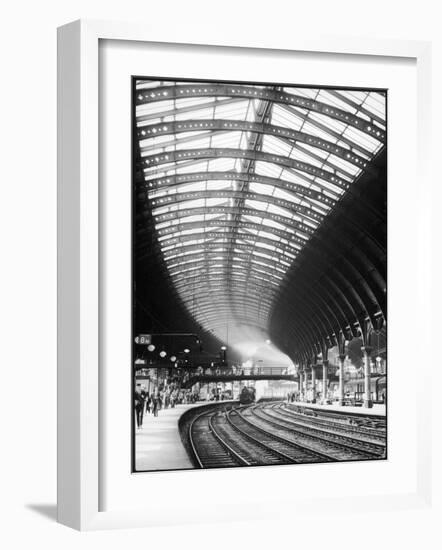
[0,0,441,547]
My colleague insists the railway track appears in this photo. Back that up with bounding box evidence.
[225,408,333,464]
[187,401,386,468]
[263,404,386,451]
[286,403,386,431]
[247,405,386,460]
[187,403,385,468]
[278,403,386,442]
[188,407,329,468]
[188,408,249,468]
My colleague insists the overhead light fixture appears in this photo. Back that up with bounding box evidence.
[221,346,227,351]
[170,355,177,362]
[184,348,190,354]
[147,344,155,352]
[159,350,167,358]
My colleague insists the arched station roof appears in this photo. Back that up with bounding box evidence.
[134,79,386,364]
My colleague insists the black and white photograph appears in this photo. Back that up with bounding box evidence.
[132,77,387,473]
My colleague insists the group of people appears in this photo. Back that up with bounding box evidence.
[134,384,160,429]
[134,383,199,429]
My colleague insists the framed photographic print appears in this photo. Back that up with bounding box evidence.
[131,76,387,474]
[57,19,433,530]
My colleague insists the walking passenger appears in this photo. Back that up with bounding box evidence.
[152,394,159,417]
[134,384,145,429]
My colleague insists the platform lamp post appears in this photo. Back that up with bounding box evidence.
[220,345,227,366]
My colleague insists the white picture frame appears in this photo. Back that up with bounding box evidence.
[57,19,433,531]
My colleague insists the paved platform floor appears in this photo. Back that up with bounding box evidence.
[135,403,200,472]
[288,401,386,417]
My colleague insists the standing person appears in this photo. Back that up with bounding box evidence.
[145,393,151,415]
[134,384,145,429]
[152,393,159,417]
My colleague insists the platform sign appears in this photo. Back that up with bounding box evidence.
[134,334,152,345]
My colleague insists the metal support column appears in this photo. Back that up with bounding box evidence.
[322,360,329,404]
[299,370,304,401]
[311,366,316,403]
[362,346,373,408]
[338,354,346,406]
[304,368,308,399]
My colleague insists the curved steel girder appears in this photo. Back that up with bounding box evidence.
[194,305,269,320]
[174,281,278,306]
[170,270,280,290]
[142,148,349,189]
[143,206,315,239]
[183,296,272,329]
[185,294,274,310]
[327,89,386,127]
[178,290,277,308]
[155,219,308,247]
[177,285,277,301]
[314,205,386,291]
[191,302,270,320]
[183,297,270,319]
[276,286,337,352]
[169,265,284,286]
[141,184,385,255]
[286,227,386,315]
[168,252,288,276]
[159,231,301,256]
[141,171,340,204]
[186,294,270,318]
[164,242,295,265]
[176,275,278,294]
[176,279,278,298]
[289,278,350,344]
[140,186,330,220]
[303,258,379,328]
[193,314,267,331]
[138,169,385,255]
[271,278,356,360]
[271,287,339,360]
[148,189,323,227]
[174,268,281,287]
[138,119,372,170]
[136,97,243,123]
[139,203,385,286]
[135,84,386,141]
[149,202,385,306]
[270,230,386,358]
[277,276,350,342]
[169,256,285,276]
[331,196,386,254]
[275,262,381,360]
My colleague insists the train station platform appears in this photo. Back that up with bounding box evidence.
[135,403,200,472]
[288,401,386,417]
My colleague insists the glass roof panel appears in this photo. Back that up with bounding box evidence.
[135,79,386,342]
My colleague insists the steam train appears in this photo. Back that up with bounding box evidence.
[239,386,256,405]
